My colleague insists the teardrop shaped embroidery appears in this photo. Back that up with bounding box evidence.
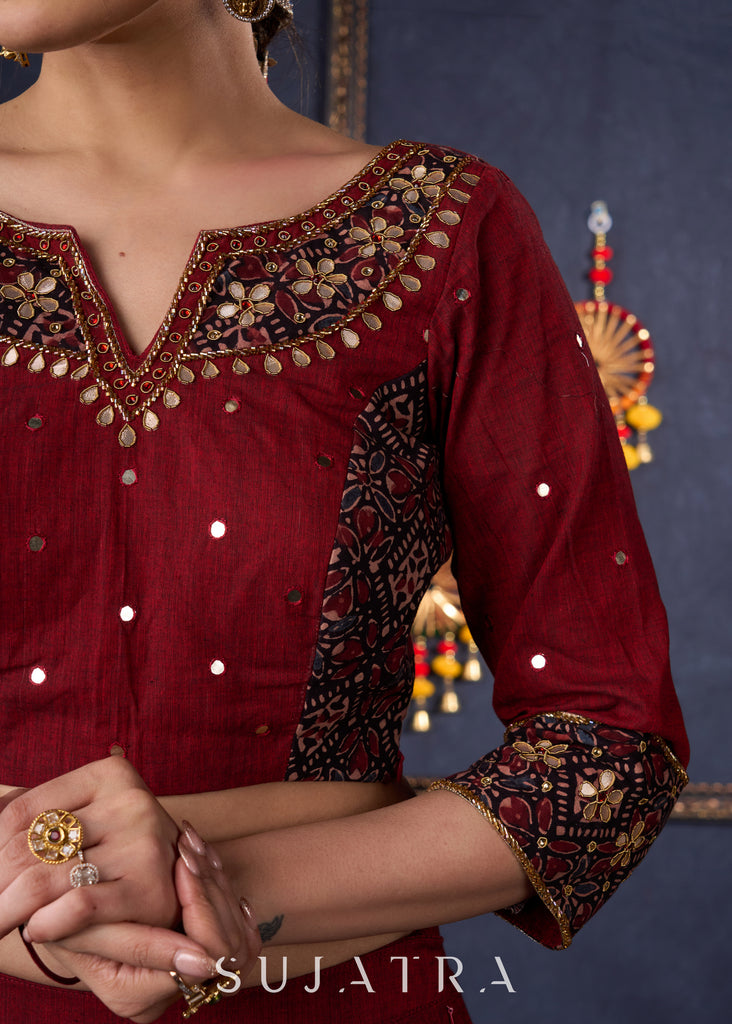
[119,423,136,448]
[362,312,382,331]
[426,231,450,249]
[177,365,195,384]
[201,360,219,379]
[340,328,360,349]
[96,405,115,426]
[143,409,160,431]
[80,385,99,404]
[447,188,470,204]
[399,275,421,292]
[163,389,181,408]
[50,357,69,378]
[264,353,283,375]
[28,351,46,373]
[71,364,90,380]
[232,358,250,375]
[1,345,19,366]
[460,172,480,186]
[316,340,335,360]
[437,210,461,225]
[382,292,403,312]
[414,254,436,272]
[291,347,311,367]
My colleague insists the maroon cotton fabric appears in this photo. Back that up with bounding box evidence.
[0,141,688,1018]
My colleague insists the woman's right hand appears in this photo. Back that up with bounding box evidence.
[41,826,261,1022]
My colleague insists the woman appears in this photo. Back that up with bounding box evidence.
[0,1,689,1021]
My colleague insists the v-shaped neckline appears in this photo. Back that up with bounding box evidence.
[0,139,405,370]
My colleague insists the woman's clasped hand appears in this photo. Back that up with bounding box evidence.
[0,757,261,1021]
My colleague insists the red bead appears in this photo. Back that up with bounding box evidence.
[437,640,458,654]
[617,424,632,440]
[414,662,431,677]
[592,246,614,262]
[589,267,613,284]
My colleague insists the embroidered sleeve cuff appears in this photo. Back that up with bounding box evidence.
[428,712,688,949]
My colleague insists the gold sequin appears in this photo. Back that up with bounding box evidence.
[96,405,115,426]
[292,348,311,367]
[119,423,136,447]
[341,329,360,349]
[316,340,335,360]
[142,409,159,432]
[382,292,403,311]
[537,837,548,848]
[264,353,282,375]
[50,357,69,378]
[362,312,382,331]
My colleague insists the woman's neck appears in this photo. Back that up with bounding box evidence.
[3,2,297,173]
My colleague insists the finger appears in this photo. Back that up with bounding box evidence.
[0,757,145,853]
[176,831,261,969]
[49,922,217,980]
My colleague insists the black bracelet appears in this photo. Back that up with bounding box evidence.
[18,925,80,986]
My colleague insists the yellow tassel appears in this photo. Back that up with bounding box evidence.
[626,403,662,432]
[623,444,641,470]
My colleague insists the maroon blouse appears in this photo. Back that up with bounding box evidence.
[0,141,688,1013]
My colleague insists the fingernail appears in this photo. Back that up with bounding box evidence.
[206,845,223,871]
[173,949,217,980]
[239,897,257,931]
[181,821,206,855]
[22,923,36,943]
[178,838,202,877]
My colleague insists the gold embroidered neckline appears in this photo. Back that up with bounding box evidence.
[0,141,481,446]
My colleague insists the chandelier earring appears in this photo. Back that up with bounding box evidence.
[221,1,277,22]
[0,46,29,67]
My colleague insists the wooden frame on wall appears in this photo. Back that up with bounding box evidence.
[325,0,370,141]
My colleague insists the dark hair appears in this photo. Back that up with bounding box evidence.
[252,5,293,67]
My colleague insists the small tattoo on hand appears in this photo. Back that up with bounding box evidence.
[258,914,284,943]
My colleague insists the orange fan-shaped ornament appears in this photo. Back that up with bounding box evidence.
[574,201,662,469]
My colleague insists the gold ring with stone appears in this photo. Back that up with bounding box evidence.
[27,809,84,864]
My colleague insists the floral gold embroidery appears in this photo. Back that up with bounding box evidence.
[350,216,404,258]
[1,272,59,319]
[217,282,275,327]
[390,165,446,204]
[578,769,623,821]
[292,258,348,300]
[512,739,568,768]
[611,820,646,868]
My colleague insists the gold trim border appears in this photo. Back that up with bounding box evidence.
[326,0,370,140]
[408,778,732,822]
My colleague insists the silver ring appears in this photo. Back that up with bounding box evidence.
[69,849,100,888]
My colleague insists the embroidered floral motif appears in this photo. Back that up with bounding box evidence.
[611,819,646,867]
[430,714,687,950]
[0,141,478,445]
[350,216,405,258]
[287,364,452,781]
[292,258,348,300]
[1,272,59,319]
[578,768,623,821]
[391,165,446,204]
[217,281,275,327]
[513,739,568,768]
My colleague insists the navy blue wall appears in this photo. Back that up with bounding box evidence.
[2,2,728,1019]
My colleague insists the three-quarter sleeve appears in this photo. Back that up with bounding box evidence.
[425,166,689,949]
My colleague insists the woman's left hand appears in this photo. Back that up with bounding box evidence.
[0,757,180,942]
[39,828,262,1023]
